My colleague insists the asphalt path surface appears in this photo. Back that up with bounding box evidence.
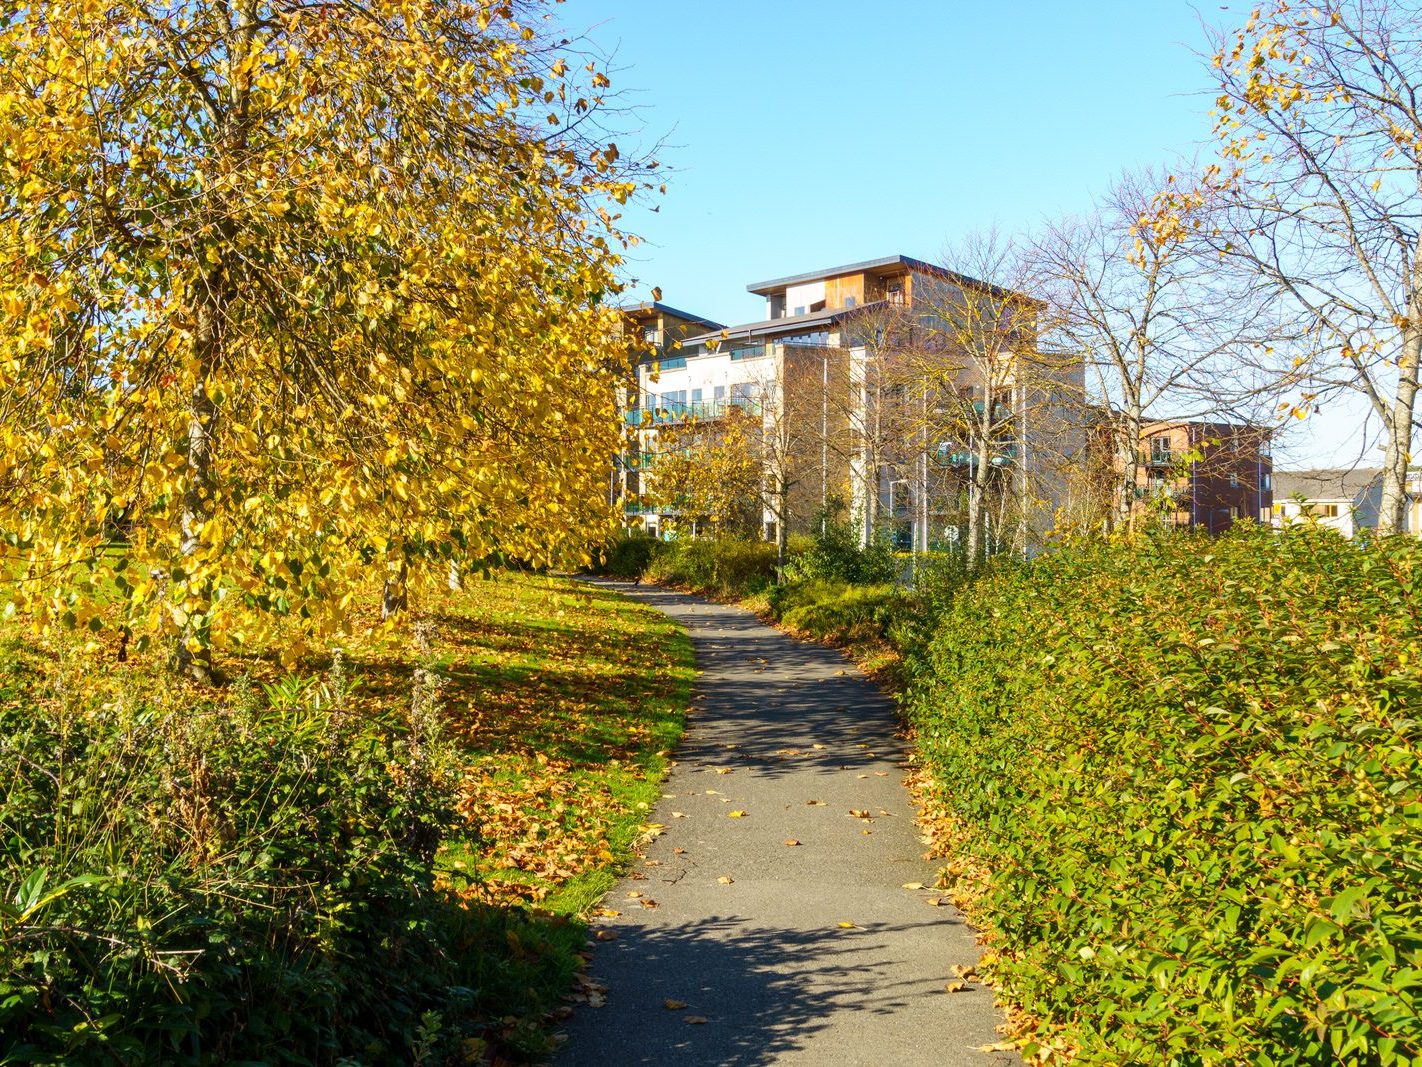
[555,582,1016,1066]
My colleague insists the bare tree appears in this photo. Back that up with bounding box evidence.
[1204,0,1422,532]
[903,233,1079,571]
[1032,168,1263,530]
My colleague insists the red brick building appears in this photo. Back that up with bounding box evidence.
[1132,420,1273,533]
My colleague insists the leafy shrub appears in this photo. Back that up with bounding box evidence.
[907,524,1422,1062]
[0,655,504,1064]
[595,531,666,579]
[767,581,902,646]
[782,499,899,585]
[644,538,778,598]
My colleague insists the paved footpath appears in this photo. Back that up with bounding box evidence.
[556,583,1016,1067]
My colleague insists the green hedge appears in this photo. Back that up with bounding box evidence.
[0,656,560,1064]
[643,537,778,598]
[767,580,901,646]
[907,524,1422,1063]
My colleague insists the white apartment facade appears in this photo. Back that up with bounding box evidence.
[623,255,1085,552]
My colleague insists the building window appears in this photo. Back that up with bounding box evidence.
[729,344,764,361]
[658,356,687,371]
[1149,436,1173,463]
[713,384,726,401]
[1262,472,1272,491]
[844,296,856,308]
[1318,503,1340,518]
[642,325,657,344]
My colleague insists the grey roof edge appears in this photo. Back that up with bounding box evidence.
[744,253,1032,304]
[676,303,884,348]
[619,300,724,331]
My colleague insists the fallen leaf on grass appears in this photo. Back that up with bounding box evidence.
[663,999,687,1011]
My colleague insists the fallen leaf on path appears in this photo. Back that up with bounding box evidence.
[594,929,618,941]
[728,810,747,818]
[807,800,826,806]
[673,847,687,855]
[640,898,659,909]
[671,812,687,818]
[952,964,978,979]
[704,789,720,795]
[977,1042,1017,1052]
[837,921,856,929]
[944,980,970,994]
[811,743,825,750]
[663,999,687,1010]
[926,897,944,907]
[625,891,642,898]
[857,774,869,779]
[784,839,800,846]
[684,1015,709,1025]
[717,876,734,884]
[848,809,871,819]
[715,768,733,775]
[587,992,607,1008]
[902,882,925,890]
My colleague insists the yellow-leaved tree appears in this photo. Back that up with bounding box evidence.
[0,0,646,678]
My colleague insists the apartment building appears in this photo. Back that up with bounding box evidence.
[623,255,1085,553]
[614,301,723,513]
[1129,420,1274,533]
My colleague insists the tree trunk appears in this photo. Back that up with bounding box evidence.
[965,428,992,574]
[1117,409,1142,533]
[1380,319,1421,533]
[176,286,223,684]
[383,560,409,620]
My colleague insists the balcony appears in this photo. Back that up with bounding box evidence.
[934,443,1018,469]
[624,398,763,426]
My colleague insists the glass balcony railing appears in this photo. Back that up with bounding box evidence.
[623,398,763,426]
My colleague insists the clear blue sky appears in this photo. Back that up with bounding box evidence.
[567,0,1240,326]
[563,0,1370,466]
